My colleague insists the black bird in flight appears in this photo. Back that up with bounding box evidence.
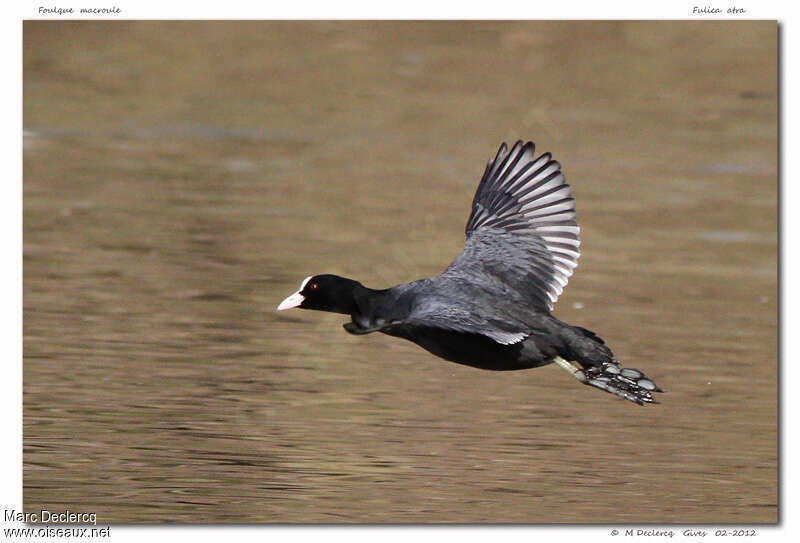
[279,141,662,405]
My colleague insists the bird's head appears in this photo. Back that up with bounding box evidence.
[277,274,362,314]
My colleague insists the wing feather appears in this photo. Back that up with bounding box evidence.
[447,140,580,311]
[392,303,529,345]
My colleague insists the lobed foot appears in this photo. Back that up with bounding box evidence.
[553,356,663,405]
[584,361,663,405]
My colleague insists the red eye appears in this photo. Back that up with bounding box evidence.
[310,283,318,290]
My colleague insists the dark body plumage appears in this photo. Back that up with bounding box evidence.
[279,141,662,404]
[343,279,610,373]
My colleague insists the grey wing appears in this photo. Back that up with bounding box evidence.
[444,141,580,312]
[389,300,530,345]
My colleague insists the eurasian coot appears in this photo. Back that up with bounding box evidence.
[278,141,662,405]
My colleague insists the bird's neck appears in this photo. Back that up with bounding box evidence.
[349,283,410,330]
[326,277,378,316]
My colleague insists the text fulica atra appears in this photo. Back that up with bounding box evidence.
[278,141,662,405]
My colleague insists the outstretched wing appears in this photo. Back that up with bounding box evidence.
[444,140,580,312]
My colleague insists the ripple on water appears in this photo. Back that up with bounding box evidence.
[697,230,756,243]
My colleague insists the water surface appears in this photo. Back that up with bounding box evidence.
[23,21,777,523]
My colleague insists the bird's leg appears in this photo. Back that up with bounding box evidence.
[552,356,587,383]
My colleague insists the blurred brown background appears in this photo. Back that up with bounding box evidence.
[23,21,777,523]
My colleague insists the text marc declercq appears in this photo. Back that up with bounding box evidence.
[5,509,98,525]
